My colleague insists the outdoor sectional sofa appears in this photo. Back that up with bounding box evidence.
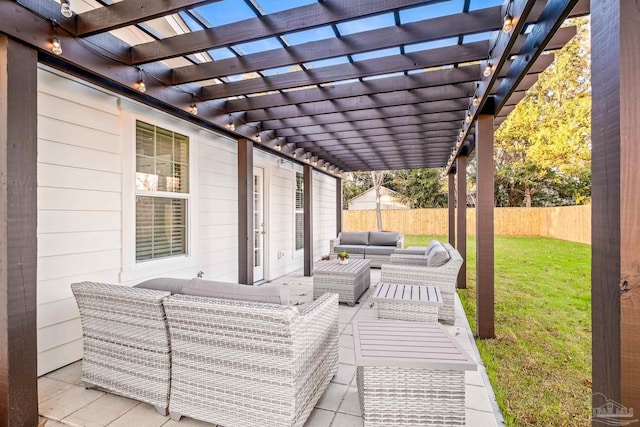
[329,231,403,268]
[381,242,463,324]
[71,278,339,427]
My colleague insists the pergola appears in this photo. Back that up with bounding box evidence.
[0,0,638,425]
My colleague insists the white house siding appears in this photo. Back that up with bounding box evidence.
[313,171,337,259]
[37,68,123,375]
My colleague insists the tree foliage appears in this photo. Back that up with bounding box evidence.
[493,18,591,207]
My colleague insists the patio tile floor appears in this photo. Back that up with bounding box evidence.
[39,266,503,427]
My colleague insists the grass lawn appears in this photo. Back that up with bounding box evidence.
[404,235,592,427]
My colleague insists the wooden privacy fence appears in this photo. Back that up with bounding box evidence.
[343,205,591,245]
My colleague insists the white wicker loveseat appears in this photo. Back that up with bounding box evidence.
[71,282,172,415]
[330,231,404,268]
[381,242,463,324]
[163,291,339,427]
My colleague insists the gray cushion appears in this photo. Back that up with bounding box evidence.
[134,277,191,295]
[368,231,399,246]
[333,244,366,255]
[425,240,443,256]
[339,231,369,245]
[427,246,450,267]
[365,245,397,256]
[182,278,290,305]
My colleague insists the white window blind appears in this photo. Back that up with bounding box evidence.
[135,121,189,262]
[295,172,304,250]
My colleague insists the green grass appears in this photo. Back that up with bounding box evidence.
[404,235,592,427]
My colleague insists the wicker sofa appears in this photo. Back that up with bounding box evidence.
[381,242,463,324]
[71,282,172,415]
[72,278,339,427]
[330,231,403,268]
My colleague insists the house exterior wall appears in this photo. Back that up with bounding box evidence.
[313,171,338,258]
[36,67,336,375]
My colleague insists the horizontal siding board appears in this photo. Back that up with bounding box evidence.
[37,339,83,377]
[38,92,120,135]
[38,140,121,173]
[37,297,80,329]
[38,319,83,353]
[38,249,121,281]
[39,116,121,154]
[37,269,121,305]
[38,211,121,234]
[38,187,121,211]
[38,163,121,192]
[38,231,121,258]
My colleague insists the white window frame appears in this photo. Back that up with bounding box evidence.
[120,107,198,283]
[294,170,304,253]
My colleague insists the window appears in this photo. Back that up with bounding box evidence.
[135,121,189,261]
[295,172,304,250]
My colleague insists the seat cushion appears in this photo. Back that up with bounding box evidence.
[182,278,290,305]
[427,245,450,267]
[365,245,397,256]
[334,244,366,254]
[368,231,399,246]
[134,277,191,294]
[339,231,369,245]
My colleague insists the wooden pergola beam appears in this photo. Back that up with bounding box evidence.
[294,131,458,147]
[76,0,220,37]
[201,41,490,100]
[456,154,467,289]
[307,140,454,154]
[131,0,436,64]
[303,165,313,277]
[237,138,253,285]
[170,6,502,83]
[448,171,456,247]
[283,123,461,142]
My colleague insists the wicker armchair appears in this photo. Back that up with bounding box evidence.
[163,292,339,427]
[71,282,172,415]
[381,243,463,324]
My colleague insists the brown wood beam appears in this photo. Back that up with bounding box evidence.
[303,165,313,277]
[171,6,502,83]
[456,155,467,290]
[307,139,455,153]
[591,0,640,420]
[0,36,38,427]
[76,0,220,37]
[201,41,490,100]
[448,171,456,247]
[224,65,481,113]
[475,111,495,339]
[246,83,474,122]
[293,129,458,146]
[237,138,253,285]
[131,0,435,64]
[336,178,343,236]
[276,120,462,138]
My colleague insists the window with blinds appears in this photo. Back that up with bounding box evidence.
[135,121,189,262]
[295,172,304,251]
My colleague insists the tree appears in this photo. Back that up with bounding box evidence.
[371,171,385,231]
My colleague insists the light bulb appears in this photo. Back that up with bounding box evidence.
[255,134,261,142]
[465,113,472,123]
[60,0,73,18]
[137,79,146,93]
[472,96,480,106]
[502,15,514,33]
[483,62,493,77]
[323,164,328,170]
[189,103,198,115]
[51,36,62,55]
[227,122,235,131]
[275,142,282,151]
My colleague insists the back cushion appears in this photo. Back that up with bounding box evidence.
[339,231,369,245]
[134,277,192,294]
[368,231,399,246]
[427,246,450,267]
[182,278,290,305]
[425,240,442,256]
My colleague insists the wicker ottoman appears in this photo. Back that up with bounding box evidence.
[371,283,443,322]
[353,320,477,426]
[313,259,371,306]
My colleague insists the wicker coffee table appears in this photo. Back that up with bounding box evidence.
[371,283,442,322]
[313,259,371,306]
[353,320,477,426]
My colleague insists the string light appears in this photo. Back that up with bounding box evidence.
[226,114,235,131]
[255,133,261,142]
[60,0,73,18]
[472,95,480,107]
[502,14,514,33]
[275,141,282,151]
[465,112,472,123]
[482,62,493,77]
[136,68,146,93]
[51,35,62,55]
[189,94,198,115]
[312,157,318,166]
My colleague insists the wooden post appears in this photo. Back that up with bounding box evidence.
[475,110,495,339]
[336,177,343,235]
[0,36,38,427]
[237,138,253,285]
[303,165,313,276]
[591,0,640,419]
[456,155,467,289]
[448,171,456,247]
